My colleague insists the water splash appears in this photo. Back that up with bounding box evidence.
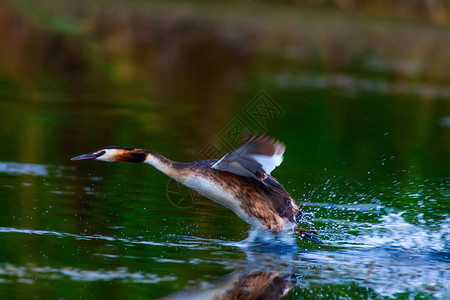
[352,212,449,252]
[296,212,450,298]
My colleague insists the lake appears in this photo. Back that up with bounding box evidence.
[0,2,449,299]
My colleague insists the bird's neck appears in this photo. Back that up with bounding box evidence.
[143,151,182,180]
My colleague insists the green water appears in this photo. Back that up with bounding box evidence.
[0,2,449,299]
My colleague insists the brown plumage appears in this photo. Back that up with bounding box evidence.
[71,135,317,236]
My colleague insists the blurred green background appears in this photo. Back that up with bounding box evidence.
[0,1,449,299]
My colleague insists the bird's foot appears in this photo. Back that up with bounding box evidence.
[295,227,318,235]
[295,227,321,242]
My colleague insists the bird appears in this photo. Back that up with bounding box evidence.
[71,135,318,238]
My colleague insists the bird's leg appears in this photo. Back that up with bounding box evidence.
[295,227,318,235]
[295,227,321,242]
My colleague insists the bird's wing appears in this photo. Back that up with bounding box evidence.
[211,135,285,180]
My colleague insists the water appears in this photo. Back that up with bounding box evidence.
[0,103,447,299]
[0,1,449,299]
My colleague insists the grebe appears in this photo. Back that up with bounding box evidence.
[71,135,317,238]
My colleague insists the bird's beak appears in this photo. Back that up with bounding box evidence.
[71,151,103,161]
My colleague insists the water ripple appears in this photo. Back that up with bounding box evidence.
[0,263,176,283]
[0,161,73,177]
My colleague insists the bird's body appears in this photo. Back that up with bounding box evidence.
[160,159,298,233]
[71,135,315,236]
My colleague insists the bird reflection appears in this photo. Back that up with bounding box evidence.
[161,268,292,300]
[160,231,298,300]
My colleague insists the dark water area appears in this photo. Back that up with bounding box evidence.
[0,1,449,299]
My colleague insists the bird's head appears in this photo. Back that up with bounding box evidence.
[71,146,148,163]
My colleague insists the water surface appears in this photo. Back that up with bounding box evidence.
[0,2,449,299]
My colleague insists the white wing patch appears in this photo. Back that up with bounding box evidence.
[250,154,283,175]
[210,135,286,180]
